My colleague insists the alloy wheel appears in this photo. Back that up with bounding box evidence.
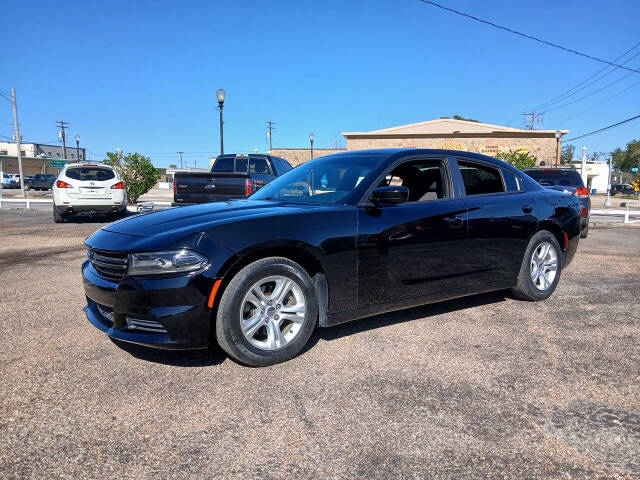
[530,241,558,291]
[240,275,306,351]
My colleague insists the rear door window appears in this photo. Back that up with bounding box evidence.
[249,158,271,175]
[458,160,505,196]
[65,167,115,181]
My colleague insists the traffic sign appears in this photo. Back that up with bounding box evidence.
[49,159,66,168]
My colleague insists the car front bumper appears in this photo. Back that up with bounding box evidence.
[82,260,214,349]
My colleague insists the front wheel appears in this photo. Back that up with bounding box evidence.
[215,257,318,366]
[511,230,562,301]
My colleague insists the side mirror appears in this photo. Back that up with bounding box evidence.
[371,186,409,205]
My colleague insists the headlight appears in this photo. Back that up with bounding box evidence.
[128,249,209,276]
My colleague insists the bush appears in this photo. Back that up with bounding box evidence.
[496,150,538,171]
[104,151,161,203]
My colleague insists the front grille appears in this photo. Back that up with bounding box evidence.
[88,248,128,280]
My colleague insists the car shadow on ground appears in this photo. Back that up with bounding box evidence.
[302,290,509,354]
[111,290,509,367]
[111,339,228,367]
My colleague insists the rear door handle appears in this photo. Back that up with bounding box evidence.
[444,215,464,228]
[522,205,533,213]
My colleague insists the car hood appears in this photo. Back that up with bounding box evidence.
[102,200,323,238]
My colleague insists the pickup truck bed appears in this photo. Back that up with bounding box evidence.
[173,154,292,205]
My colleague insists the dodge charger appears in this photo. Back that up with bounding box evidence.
[82,149,581,366]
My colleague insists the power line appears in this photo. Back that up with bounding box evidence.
[418,0,640,74]
[553,78,640,127]
[543,70,638,114]
[528,44,640,114]
[565,114,640,141]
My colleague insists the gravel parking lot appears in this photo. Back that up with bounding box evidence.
[1,209,638,479]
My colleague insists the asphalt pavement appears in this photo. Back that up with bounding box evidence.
[0,209,638,479]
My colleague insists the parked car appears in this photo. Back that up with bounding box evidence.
[610,183,635,196]
[25,174,57,191]
[173,153,293,205]
[82,149,581,366]
[1,172,19,188]
[53,163,126,222]
[524,168,590,238]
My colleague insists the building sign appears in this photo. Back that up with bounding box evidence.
[49,159,66,168]
[514,145,531,154]
[479,145,505,155]
[436,142,467,151]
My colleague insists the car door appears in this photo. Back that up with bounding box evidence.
[357,156,468,308]
[452,157,538,289]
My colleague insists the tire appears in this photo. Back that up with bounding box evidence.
[511,230,562,301]
[215,257,318,367]
[580,221,589,239]
[53,205,65,223]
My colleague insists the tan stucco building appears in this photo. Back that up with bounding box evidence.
[343,119,568,166]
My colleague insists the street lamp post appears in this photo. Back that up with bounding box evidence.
[604,154,613,208]
[75,135,80,163]
[216,88,226,155]
[309,133,314,160]
[554,130,562,167]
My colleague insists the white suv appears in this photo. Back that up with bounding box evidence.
[53,163,127,223]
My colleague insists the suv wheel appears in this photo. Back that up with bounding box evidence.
[512,230,562,301]
[53,205,66,223]
[215,257,318,366]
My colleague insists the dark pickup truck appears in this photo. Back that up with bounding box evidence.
[173,153,293,205]
[25,174,57,191]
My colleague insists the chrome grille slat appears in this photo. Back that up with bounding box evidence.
[126,317,168,333]
[88,248,128,280]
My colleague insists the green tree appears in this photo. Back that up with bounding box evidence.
[612,140,640,173]
[561,144,575,165]
[104,150,161,203]
[440,115,480,123]
[496,150,538,171]
[168,164,177,169]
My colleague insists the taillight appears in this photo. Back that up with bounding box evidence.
[575,187,589,197]
[581,207,587,217]
[245,179,254,196]
[56,180,72,188]
[173,178,177,195]
[110,181,125,189]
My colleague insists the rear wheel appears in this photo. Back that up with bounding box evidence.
[53,205,65,223]
[580,221,589,239]
[215,257,318,366]
[511,230,562,301]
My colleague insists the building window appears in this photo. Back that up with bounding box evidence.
[0,150,7,155]
[20,150,26,156]
[56,153,60,157]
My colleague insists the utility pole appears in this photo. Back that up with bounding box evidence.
[523,112,543,130]
[11,88,25,196]
[177,152,184,169]
[56,120,70,159]
[266,121,276,152]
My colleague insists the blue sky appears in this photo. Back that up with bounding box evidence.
[2,0,639,167]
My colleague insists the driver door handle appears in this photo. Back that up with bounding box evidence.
[521,205,533,213]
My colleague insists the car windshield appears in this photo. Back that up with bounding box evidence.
[526,170,585,188]
[250,154,378,204]
[65,167,115,181]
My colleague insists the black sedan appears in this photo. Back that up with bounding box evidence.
[83,149,581,366]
